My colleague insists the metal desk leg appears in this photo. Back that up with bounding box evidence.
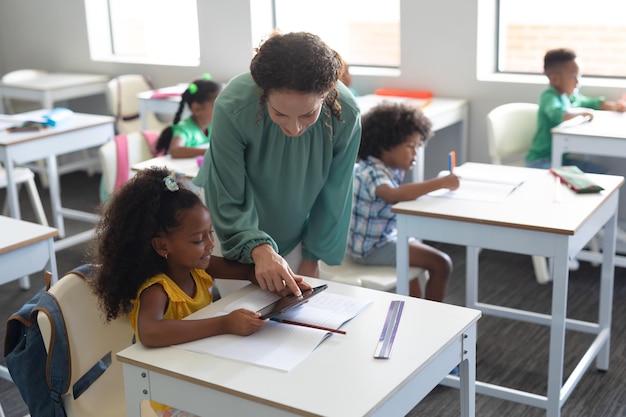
[396,216,410,295]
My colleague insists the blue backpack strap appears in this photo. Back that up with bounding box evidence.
[34,292,71,413]
[4,286,69,417]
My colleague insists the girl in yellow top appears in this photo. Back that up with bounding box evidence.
[91,167,308,416]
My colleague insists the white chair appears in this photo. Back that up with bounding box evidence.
[98,132,155,199]
[1,165,48,227]
[320,254,429,296]
[1,69,48,114]
[486,102,551,284]
[37,269,157,417]
[106,74,167,134]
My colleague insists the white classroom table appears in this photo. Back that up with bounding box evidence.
[138,90,468,183]
[0,215,58,387]
[118,280,481,417]
[0,111,115,250]
[137,84,189,131]
[131,154,200,179]
[0,72,109,113]
[393,162,623,417]
[551,110,626,267]
[355,95,469,182]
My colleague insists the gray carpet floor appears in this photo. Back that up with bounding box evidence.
[1,171,626,417]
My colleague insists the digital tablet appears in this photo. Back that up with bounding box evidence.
[257,284,328,320]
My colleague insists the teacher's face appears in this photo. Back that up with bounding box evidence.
[267,90,325,137]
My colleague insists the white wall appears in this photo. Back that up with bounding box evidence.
[1,0,624,212]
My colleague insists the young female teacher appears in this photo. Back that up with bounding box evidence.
[193,31,362,297]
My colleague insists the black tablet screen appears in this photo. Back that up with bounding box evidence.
[257,284,328,320]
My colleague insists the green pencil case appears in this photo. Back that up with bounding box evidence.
[549,166,604,194]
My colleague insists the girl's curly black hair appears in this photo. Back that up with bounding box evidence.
[250,31,343,137]
[90,166,203,321]
[358,102,434,160]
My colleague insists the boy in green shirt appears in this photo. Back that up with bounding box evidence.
[525,48,625,171]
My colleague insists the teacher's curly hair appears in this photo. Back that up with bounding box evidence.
[250,31,343,133]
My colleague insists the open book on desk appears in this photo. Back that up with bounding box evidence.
[428,164,529,202]
[174,288,372,372]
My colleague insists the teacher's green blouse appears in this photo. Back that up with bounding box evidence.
[193,72,361,265]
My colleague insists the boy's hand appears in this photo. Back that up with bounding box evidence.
[442,173,460,191]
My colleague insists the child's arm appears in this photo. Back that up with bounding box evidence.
[599,99,626,113]
[376,173,460,204]
[207,255,310,290]
[136,283,267,347]
[169,136,207,158]
[206,256,256,280]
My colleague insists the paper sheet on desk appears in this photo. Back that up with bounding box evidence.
[429,180,519,202]
[429,165,528,202]
[176,320,331,372]
[175,290,372,372]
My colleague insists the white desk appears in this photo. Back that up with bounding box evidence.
[137,84,189,130]
[0,72,109,113]
[118,280,481,417]
[356,95,468,182]
[551,110,626,267]
[393,163,623,417]
[0,215,58,384]
[138,90,468,183]
[131,154,200,179]
[0,111,115,250]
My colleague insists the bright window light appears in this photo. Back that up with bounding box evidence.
[498,0,626,78]
[84,0,200,67]
[251,0,400,69]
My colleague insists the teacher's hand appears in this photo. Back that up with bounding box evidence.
[251,244,309,296]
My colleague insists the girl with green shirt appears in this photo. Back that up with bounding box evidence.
[155,77,222,158]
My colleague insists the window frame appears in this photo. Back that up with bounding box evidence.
[250,0,401,77]
[477,0,626,88]
[84,0,201,67]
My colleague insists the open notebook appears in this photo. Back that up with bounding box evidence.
[174,288,372,372]
[428,164,529,202]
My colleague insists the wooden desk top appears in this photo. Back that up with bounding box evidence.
[392,163,624,235]
[0,216,58,255]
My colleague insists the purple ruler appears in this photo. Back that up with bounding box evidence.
[374,300,404,359]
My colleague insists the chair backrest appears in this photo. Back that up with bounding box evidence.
[486,102,539,165]
[2,69,48,83]
[106,74,165,133]
[36,272,134,416]
[1,69,48,113]
[99,132,155,197]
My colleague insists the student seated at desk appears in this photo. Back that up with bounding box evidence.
[155,76,222,158]
[525,47,626,172]
[91,167,312,417]
[348,102,459,301]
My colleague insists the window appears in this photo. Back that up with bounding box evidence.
[250,0,400,69]
[497,0,626,78]
[84,0,200,66]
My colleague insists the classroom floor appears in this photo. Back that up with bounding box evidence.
[1,171,626,417]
